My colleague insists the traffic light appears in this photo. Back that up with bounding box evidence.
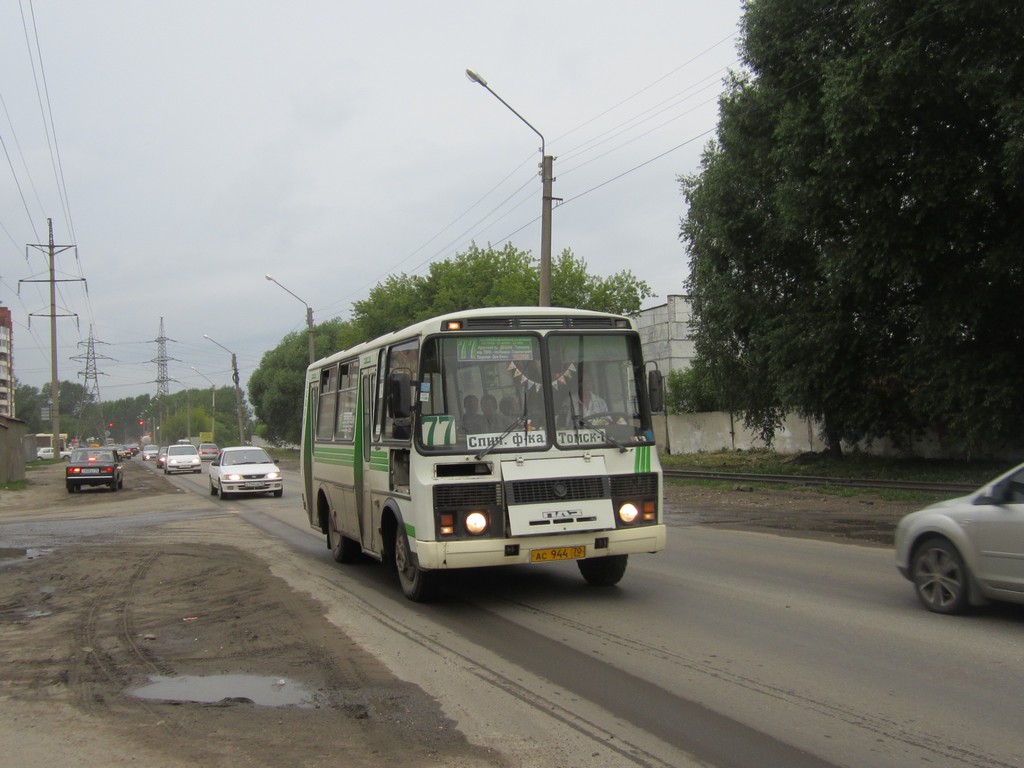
[138,420,145,425]
[107,422,114,428]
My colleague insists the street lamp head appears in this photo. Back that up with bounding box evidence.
[264,274,274,282]
[465,68,487,87]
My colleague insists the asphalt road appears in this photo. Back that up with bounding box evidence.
[138,461,1024,768]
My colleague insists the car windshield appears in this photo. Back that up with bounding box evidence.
[415,332,653,455]
[168,446,197,455]
[222,450,272,466]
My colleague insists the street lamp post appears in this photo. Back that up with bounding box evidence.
[264,274,316,364]
[466,68,554,307]
[203,334,246,445]
[191,367,216,442]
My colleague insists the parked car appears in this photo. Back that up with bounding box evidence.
[164,444,201,474]
[895,461,1024,614]
[142,445,160,461]
[65,447,124,493]
[36,446,55,460]
[156,446,168,468]
[197,443,220,461]
[208,446,283,499]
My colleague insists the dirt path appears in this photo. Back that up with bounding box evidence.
[0,460,929,766]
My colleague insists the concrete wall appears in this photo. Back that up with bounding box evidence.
[662,412,824,455]
[660,411,1023,460]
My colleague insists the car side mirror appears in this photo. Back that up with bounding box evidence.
[974,479,1009,506]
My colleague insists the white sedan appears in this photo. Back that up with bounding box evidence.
[895,461,1024,614]
[208,446,283,500]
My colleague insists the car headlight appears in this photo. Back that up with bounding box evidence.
[266,471,280,480]
[225,473,242,481]
[618,503,640,524]
[465,511,489,535]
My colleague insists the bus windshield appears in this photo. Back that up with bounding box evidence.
[416,332,652,455]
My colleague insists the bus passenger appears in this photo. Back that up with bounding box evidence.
[479,394,505,431]
[462,394,484,432]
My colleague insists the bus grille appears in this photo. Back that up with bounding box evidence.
[506,476,609,505]
[434,483,502,509]
[610,473,658,497]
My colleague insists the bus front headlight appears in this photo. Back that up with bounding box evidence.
[465,511,489,535]
[618,503,639,524]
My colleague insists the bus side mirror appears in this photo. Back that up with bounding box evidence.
[389,372,412,419]
[389,372,413,442]
[648,370,664,413]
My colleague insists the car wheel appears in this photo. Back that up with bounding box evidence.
[218,483,231,501]
[577,554,628,586]
[329,516,361,564]
[394,524,437,602]
[109,480,118,492]
[911,538,970,614]
[66,485,74,494]
[273,489,283,498]
[209,479,218,496]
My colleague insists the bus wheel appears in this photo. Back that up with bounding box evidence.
[578,554,628,587]
[394,527,437,602]
[329,520,361,564]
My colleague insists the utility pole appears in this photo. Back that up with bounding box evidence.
[21,218,82,453]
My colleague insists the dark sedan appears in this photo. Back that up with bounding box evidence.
[66,448,124,493]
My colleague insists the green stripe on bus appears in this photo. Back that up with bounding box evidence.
[634,445,651,473]
[314,445,356,467]
[368,449,388,472]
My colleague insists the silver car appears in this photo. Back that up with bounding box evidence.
[895,462,1024,614]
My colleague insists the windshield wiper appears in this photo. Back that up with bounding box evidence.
[567,396,627,453]
[474,415,528,460]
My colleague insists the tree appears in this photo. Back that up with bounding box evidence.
[682,0,1024,457]
[248,318,359,445]
[665,356,729,415]
[350,243,653,341]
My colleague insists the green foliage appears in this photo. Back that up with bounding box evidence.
[664,357,727,414]
[682,0,1024,458]
[11,379,249,447]
[248,318,359,445]
[349,243,654,342]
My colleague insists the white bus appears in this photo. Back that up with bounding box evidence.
[300,306,666,601]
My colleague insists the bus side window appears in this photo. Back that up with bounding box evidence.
[317,365,339,440]
[335,359,360,442]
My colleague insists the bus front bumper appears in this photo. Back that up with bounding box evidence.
[412,524,667,571]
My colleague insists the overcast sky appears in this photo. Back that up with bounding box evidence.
[1,1,744,404]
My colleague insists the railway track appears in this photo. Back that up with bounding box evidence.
[662,469,977,495]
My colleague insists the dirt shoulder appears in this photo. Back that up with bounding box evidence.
[0,462,501,768]
[663,479,926,546]
[0,461,925,767]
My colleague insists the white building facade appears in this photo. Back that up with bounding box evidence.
[636,294,695,378]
